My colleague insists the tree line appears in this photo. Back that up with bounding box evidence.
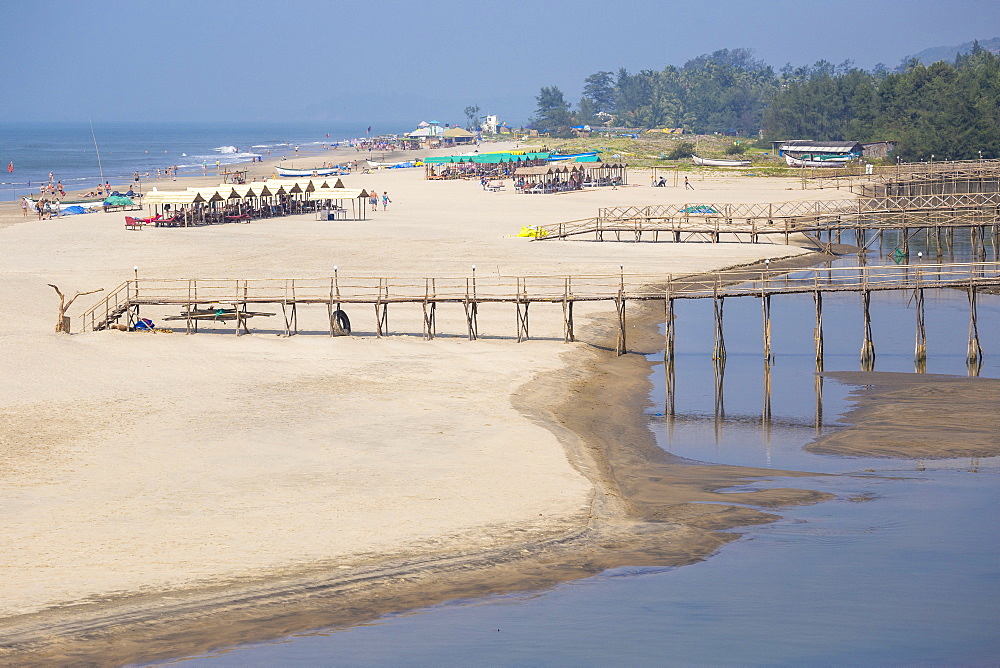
[532,44,999,160]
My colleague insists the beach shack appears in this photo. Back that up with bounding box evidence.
[423,152,550,180]
[442,127,476,146]
[306,186,369,220]
[142,190,207,226]
[513,164,585,193]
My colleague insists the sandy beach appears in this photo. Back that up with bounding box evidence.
[1,149,893,662]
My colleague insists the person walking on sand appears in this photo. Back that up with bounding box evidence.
[685,176,694,190]
[20,197,28,217]
[381,191,391,211]
[369,190,378,212]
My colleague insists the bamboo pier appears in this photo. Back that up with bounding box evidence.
[536,192,1000,249]
[801,158,1000,195]
[79,262,999,371]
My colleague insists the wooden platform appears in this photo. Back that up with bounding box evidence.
[77,262,998,362]
[536,193,1000,248]
[801,158,1000,194]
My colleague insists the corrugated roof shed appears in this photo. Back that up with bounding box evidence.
[780,140,863,154]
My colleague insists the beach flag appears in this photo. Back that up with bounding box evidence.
[6,161,11,173]
[367,126,371,134]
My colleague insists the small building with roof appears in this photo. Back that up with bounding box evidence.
[778,140,864,160]
[442,126,476,146]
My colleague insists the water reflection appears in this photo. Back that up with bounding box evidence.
[660,243,998,439]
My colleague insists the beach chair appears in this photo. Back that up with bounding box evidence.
[125,216,143,231]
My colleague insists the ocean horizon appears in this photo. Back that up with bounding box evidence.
[0,120,413,201]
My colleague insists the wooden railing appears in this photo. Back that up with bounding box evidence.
[78,261,1000,328]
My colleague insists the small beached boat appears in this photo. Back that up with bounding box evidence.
[691,154,751,167]
[366,160,419,169]
[548,152,599,162]
[275,165,346,178]
[784,155,852,168]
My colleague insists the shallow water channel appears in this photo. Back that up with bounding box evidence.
[168,251,1000,666]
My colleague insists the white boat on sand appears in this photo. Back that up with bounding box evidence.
[275,165,346,177]
[784,155,851,168]
[691,154,751,167]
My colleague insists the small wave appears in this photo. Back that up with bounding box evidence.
[214,146,238,154]
[190,152,262,166]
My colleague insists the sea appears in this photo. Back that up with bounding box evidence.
[0,121,410,200]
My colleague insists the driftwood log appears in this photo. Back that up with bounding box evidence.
[48,284,103,333]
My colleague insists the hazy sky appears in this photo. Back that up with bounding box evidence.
[5,0,998,126]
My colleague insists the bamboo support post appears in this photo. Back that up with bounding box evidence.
[665,352,676,417]
[516,301,529,342]
[664,288,675,365]
[966,283,983,370]
[232,280,242,336]
[814,373,824,434]
[762,358,772,425]
[713,360,726,435]
[761,293,772,363]
[562,277,575,343]
[186,280,193,334]
[914,286,927,372]
[614,296,626,355]
[375,278,388,337]
[814,290,824,371]
[860,289,875,371]
[712,293,726,368]
[423,278,436,340]
[463,276,478,341]
[516,278,529,342]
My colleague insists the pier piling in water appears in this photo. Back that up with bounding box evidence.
[813,290,825,372]
[712,293,726,368]
[914,286,927,373]
[967,284,983,374]
[860,289,876,371]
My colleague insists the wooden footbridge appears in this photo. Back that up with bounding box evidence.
[801,158,1000,195]
[79,262,998,371]
[534,192,1000,250]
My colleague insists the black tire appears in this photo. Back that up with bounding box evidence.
[334,309,351,335]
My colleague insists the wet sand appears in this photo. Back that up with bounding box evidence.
[809,372,1000,459]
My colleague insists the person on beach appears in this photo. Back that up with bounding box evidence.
[20,198,28,217]
[369,191,378,212]
[685,176,694,190]
[381,191,391,211]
